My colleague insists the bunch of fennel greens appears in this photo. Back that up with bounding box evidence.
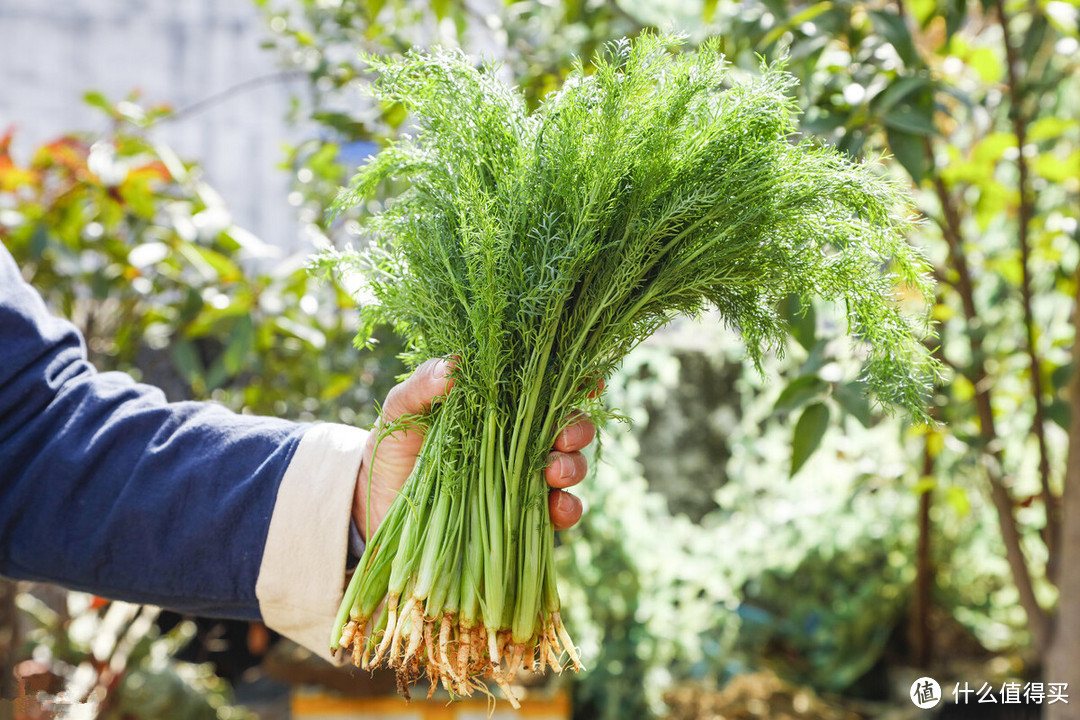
[315,34,937,704]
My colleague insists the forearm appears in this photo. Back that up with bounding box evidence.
[0,244,364,658]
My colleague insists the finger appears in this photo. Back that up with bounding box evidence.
[554,414,596,453]
[381,357,455,425]
[545,451,587,489]
[548,490,582,530]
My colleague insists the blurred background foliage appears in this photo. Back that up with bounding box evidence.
[2,0,1079,718]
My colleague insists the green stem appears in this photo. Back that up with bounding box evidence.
[480,404,506,630]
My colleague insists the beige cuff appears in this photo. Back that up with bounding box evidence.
[255,422,367,664]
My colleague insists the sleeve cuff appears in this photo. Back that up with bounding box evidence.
[254,422,368,663]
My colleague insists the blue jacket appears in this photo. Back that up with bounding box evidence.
[0,243,367,658]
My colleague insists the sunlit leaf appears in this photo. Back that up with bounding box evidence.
[276,316,327,349]
[177,241,241,282]
[912,476,937,494]
[1033,152,1071,182]
[966,46,1003,83]
[869,9,918,66]
[945,485,971,517]
[83,90,113,114]
[1027,116,1077,142]
[761,2,834,47]
[321,373,356,402]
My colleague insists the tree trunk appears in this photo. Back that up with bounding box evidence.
[1045,267,1080,720]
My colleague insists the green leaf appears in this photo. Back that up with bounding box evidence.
[782,293,816,350]
[886,126,928,184]
[1033,152,1071,183]
[1047,399,1070,429]
[321,373,356,402]
[775,374,828,414]
[966,47,1003,84]
[275,316,327,349]
[791,402,830,476]
[367,0,386,20]
[871,75,929,117]
[912,476,937,495]
[761,2,834,47]
[1020,13,1049,64]
[83,90,112,113]
[945,485,971,517]
[703,0,719,22]
[945,0,968,40]
[833,381,874,427]
[972,132,1016,166]
[1051,361,1073,391]
[869,9,918,67]
[177,241,242,282]
[1027,117,1078,143]
[222,315,255,375]
[172,338,204,386]
[906,0,937,25]
[882,107,936,136]
[382,101,407,128]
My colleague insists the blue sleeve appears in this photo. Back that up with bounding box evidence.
[0,243,308,620]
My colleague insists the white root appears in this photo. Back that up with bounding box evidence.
[351,607,581,703]
[487,625,501,666]
[552,612,583,671]
[424,618,436,667]
[403,601,424,664]
[492,673,521,710]
[506,644,525,683]
[538,634,551,672]
[372,595,400,666]
[390,596,417,663]
[340,619,358,651]
[439,615,457,682]
[546,621,562,654]
[457,626,471,682]
[351,636,364,667]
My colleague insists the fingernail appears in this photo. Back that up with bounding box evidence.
[556,491,578,514]
[434,359,449,378]
[548,453,566,478]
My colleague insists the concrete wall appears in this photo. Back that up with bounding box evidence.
[0,0,306,249]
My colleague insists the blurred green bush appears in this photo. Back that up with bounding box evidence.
[0,93,402,423]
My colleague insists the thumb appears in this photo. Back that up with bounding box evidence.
[380,357,455,426]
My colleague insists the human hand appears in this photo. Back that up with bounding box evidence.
[353,358,596,540]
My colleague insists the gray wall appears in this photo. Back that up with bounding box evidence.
[0,0,306,249]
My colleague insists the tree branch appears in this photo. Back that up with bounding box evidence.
[1046,235,1080,719]
[153,70,309,127]
[928,160,1052,653]
[995,0,1060,580]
